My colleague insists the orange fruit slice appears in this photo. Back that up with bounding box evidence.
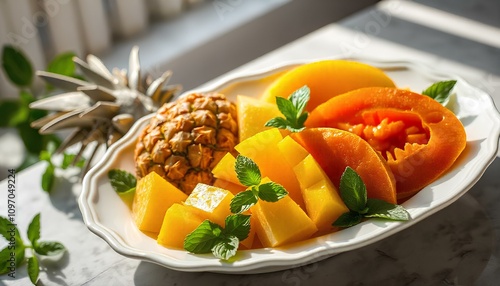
[261,60,395,111]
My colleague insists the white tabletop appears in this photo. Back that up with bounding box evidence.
[1,1,500,285]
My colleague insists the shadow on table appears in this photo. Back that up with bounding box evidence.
[47,171,84,221]
[132,193,493,286]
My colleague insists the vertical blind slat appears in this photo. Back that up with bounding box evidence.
[42,0,85,58]
[76,0,112,55]
[0,0,46,94]
[110,0,148,38]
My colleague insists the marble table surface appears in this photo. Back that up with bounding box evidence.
[1,0,500,285]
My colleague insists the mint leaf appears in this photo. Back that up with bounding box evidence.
[289,85,310,115]
[34,241,66,256]
[257,182,288,202]
[41,164,55,193]
[365,199,411,221]
[212,235,239,261]
[235,155,261,187]
[1,45,33,87]
[332,211,363,228]
[264,117,289,130]
[108,169,137,193]
[27,213,41,245]
[275,96,297,122]
[339,167,368,213]
[230,190,258,214]
[61,153,85,169]
[0,247,10,275]
[224,214,251,241]
[264,85,310,132]
[0,216,23,244]
[28,256,39,285]
[422,80,456,104]
[184,220,224,254]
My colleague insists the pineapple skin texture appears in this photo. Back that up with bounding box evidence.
[134,93,238,194]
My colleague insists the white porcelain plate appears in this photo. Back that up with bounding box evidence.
[78,58,500,274]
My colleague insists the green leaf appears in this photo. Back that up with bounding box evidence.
[288,85,310,116]
[230,190,258,214]
[263,85,310,132]
[0,216,23,244]
[108,169,137,193]
[1,45,33,87]
[34,241,66,256]
[235,155,261,187]
[0,100,26,127]
[296,112,308,128]
[47,52,76,77]
[257,182,288,202]
[61,153,85,169]
[0,247,11,275]
[42,163,55,193]
[184,220,224,254]
[365,199,411,221]
[211,235,239,260]
[275,96,298,122]
[339,167,368,213]
[422,80,457,104]
[17,121,45,154]
[0,245,25,275]
[264,117,290,130]
[27,256,39,285]
[27,214,41,245]
[224,214,251,241]
[332,211,363,228]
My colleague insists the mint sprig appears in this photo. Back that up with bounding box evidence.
[185,155,288,260]
[265,85,310,132]
[422,80,457,105]
[0,214,66,285]
[108,169,137,194]
[333,167,410,227]
[230,155,288,213]
[184,214,251,260]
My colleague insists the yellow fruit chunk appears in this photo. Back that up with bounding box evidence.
[132,172,188,233]
[184,183,234,227]
[235,128,305,210]
[261,60,395,111]
[184,183,256,248]
[252,195,317,247]
[212,152,239,185]
[236,95,283,142]
[213,178,247,195]
[157,203,204,249]
[294,155,348,232]
[277,135,309,167]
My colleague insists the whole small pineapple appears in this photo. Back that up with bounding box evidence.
[134,92,238,194]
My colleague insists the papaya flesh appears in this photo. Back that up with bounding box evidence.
[306,87,466,199]
[291,128,397,204]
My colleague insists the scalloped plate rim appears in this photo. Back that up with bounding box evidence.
[78,57,500,273]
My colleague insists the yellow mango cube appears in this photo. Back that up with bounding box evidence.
[294,155,348,232]
[213,178,247,195]
[211,152,241,185]
[237,95,283,142]
[252,195,317,247]
[132,172,188,233]
[277,135,310,167]
[235,128,305,210]
[157,203,204,249]
[184,183,234,227]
